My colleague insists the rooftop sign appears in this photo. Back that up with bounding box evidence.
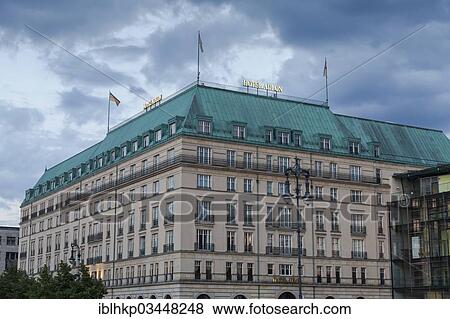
[242,79,283,93]
[144,94,162,111]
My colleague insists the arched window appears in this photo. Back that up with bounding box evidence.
[197,294,210,299]
[326,296,335,299]
[138,296,144,299]
[234,294,247,299]
[164,294,172,299]
[150,295,156,299]
[278,292,296,299]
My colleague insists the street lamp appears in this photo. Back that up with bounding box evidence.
[282,157,312,299]
[69,243,81,278]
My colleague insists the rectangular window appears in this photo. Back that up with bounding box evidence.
[227,231,236,251]
[350,165,361,181]
[143,135,150,147]
[226,203,236,224]
[361,267,366,284]
[265,129,273,143]
[244,232,253,252]
[294,133,302,146]
[198,120,211,134]
[169,122,176,136]
[155,129,162,142]
[167,175,174,191]
[329,162,337,178]
[326,266,332,283]
[278,156,290,173]
[267,181,273,195]
[380,268,385,285]
[197,146,211,164]
[244,179,252,193]
[330,188,338,202]
[279,207,291,228]
[244,205,253,225]
[352,267,357,284]
[373,144,380,157]
[315,161,322,176]
[350,190,362,203]
[233,125,246,139]
[205,261,212,280]
[279,234,292,254]
[247,263,253,282]
[315,186,323,199]
[237,262,243,281]
[195,261,201,280]
[335,266,341,284]
[317,266,322,283]
[132,140,138,152]
[267,263,274,275]
[197,174,211,189]
[227,150,236,167]
[244,152,252,169]
[349,141,360,154]
[226,262,232,281]
[266,155,272,171]
[227,177,236,192]
[279,132,290,145]
[279,264,292,276]
[320,137,331,150]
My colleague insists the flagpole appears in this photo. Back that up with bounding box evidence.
[107,91,111,134]
[197,31,200,84]
[325,58,329,104]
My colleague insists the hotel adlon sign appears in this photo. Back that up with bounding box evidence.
[242,79,283,93]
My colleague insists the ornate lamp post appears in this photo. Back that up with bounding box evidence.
[282,157,312,299]
[69,243,81,278]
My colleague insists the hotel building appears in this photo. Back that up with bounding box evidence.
[18,82,450,298]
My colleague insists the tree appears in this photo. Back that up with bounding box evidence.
[0,267,36,299]
[0,262,107,299]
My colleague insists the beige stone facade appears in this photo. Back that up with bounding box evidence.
[19,135,421,299]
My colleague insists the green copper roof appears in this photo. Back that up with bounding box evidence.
[24,82,450,204]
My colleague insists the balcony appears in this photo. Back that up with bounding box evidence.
[331,224,340,232]
[19,252,27,258]
[194,243,214,252]
[151,246,158,255]
[316,223,326,232]
[152,220,159,228]
[351,225,366,236]
[128,225,135,233]
[139,248,145,256]
[139,224,146,231]
[332,250,340,257]
[379,252,385,259]
[87,232,103,243]
[316,249,325,257]
[163,243,174,253]
[244,244,253,253]
[128,251,134,258]
[351,251,368,259]
[117,253,123,260]
[226,244,236,252]
[195,214,214,224]
[266,246,306,256]
[118,228,124,236]
[378,227,384,235]
[164,215,174,225]
[106,231,111,239]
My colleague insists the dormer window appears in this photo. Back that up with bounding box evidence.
[265,130,273,143]
[320,137,331,151]
[349,141,360,155]
[111,149,116,161]
[143,135,150,147]
[98,157,103,167]
[198,120,211,134]
[68,172,73,181]
[373,144,380,158]
[155,129,162,142]
[121,145,127,157]
[132,141,138,152]
[279,132,290,145]
[233,125,246,139]
[169,122,176,136]
[294,133,302,147]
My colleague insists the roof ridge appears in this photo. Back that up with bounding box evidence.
[335,113,444,133]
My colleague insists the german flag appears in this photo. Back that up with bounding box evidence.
[109,92,120,106]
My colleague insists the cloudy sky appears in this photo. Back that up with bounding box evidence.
[1,0,450,225]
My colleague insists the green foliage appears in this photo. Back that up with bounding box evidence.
[0,262,107,299]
